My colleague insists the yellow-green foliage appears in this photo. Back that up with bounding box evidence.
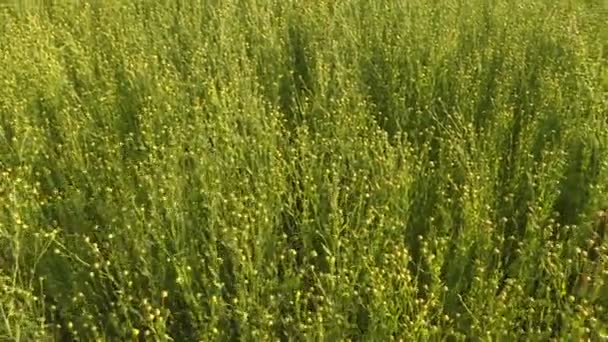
[0,0,607,340]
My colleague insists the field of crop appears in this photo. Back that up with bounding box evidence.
[0,0,607,340]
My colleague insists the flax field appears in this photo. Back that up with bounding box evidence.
[0,0,608,340]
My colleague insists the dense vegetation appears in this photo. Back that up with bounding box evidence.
[0,0,607,340]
